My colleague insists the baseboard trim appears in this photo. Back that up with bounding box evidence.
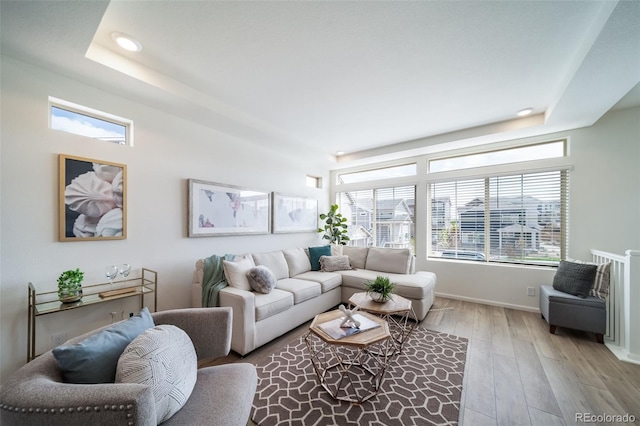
[604,342,640,365]
[434,292,540,313]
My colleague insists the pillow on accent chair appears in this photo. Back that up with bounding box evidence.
[320,255,353,272]
[247,265,277,293]
[53,307,155,384]
[568,258,612,300]
[552,260,598,298]
[308,245,332,271]
[222,256,255,291]
[116,324,197,424]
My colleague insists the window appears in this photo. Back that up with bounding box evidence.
[49,97,133,145]
[306,175,322,189]
[338,163,416,184]
[429,141,564,173]
[338,185,415,252]
[429,170,567,265]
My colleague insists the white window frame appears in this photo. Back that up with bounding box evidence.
[331,138,573,268]
[49,97,134,146]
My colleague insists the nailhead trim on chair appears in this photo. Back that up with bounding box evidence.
[1,402,135,423]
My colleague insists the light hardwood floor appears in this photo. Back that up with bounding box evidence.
[204,297,640,425]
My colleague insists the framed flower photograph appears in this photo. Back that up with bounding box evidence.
[272,193,318,233]
[188,179,271,237]
[59,154,126,241]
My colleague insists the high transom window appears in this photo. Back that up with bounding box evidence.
[49,97,133,146]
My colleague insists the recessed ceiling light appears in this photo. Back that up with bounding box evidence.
[336,151,345,156]
[111,32,142,52]
[517,108,534,117]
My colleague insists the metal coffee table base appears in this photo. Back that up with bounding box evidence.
[304,331,390,403]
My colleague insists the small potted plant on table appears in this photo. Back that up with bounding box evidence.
[57,268,84,303]
[366,276,396,303]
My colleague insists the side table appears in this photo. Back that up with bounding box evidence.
[348,292,416,356]
[304,309,391,403]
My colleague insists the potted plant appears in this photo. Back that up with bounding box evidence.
[317,204,350,245]
[57,268,84,303]
[366,276,396,303]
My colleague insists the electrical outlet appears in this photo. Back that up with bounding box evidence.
[52,332,67,348]
[527,287,535,296]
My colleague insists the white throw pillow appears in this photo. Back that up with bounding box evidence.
[283,248,312,277]
[223,256,255,291]
[116,325,197,424]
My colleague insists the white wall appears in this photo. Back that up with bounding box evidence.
[0,56,335,382]
[420,106,640,310]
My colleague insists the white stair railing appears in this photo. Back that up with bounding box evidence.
[591,249,640,364]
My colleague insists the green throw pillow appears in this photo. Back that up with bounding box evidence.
[53,307,155,383]
[308,245,332,271]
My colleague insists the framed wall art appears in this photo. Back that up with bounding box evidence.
[59,154,127,241]
[188,179,271,237]
[272,193,318,233]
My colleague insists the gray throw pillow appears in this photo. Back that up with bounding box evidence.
[247,265,277,294]
[320,255,353,272]
[552,260,597,298]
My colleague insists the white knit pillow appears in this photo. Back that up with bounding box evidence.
[116,325,197,424]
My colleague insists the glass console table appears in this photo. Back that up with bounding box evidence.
[27,268,157,362]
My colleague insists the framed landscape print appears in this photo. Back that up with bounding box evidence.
[59,154,127,241]
[272,193,318,233]
[188,179,271,237]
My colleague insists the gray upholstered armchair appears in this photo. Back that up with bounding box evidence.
[0,307,257,426]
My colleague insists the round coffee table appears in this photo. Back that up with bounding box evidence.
[348,292,416,356]
[304,309,391,403]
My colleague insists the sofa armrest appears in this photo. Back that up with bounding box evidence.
[218,287,256,356]
[0,358,155,426]
[152,307,232,360]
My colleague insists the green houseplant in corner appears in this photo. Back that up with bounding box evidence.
[57,268,84,303]
[317,204,350,245]
[366,276,396,303]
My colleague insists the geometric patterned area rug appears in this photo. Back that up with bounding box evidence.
[251,328,468,426]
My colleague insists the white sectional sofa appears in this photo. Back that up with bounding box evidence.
[193,246,436,356]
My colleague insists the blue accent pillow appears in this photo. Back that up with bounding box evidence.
[53,307,155,384]
[309,245,332,271]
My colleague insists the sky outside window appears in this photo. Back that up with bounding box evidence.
[50,106,126,144]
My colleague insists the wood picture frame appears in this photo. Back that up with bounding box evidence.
[272,193,318,233]
[188,179,271,237]
[59,154,127,241]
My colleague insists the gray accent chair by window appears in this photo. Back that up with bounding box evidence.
[0,307,257,426]
[539,260,607,343]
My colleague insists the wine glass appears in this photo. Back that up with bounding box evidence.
[119,264,131,279]
[105,265,118,289]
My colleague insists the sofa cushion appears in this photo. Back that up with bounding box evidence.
[365,247,412,274]
[283,248,312,277]
[553,260,597,298]
[252,251,289,280]
[276,278,322,304]
[223,256,255,291]
[247,265,277,294]
[116,324,197,424]
[338,269,435,300]
[541,284,606,309]
[308,245,332,271]
[255,289,294,321]
[52,307,155,384]
[320,255,353,272]
[294,271,342,293]
[342,246,368,269]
